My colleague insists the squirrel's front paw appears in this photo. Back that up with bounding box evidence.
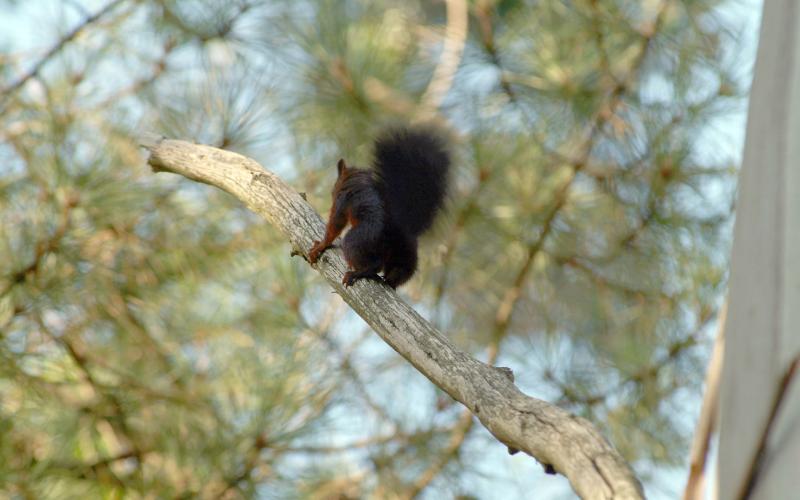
[308,240,328,264]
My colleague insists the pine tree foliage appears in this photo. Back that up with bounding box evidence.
[0,0,750,497]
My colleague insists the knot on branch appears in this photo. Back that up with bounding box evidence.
[494,366,515,382]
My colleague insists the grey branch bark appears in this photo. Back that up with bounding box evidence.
[139,136,644,500]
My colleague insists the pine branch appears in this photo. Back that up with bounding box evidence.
[139,135,644,500]
[0,0,128,101]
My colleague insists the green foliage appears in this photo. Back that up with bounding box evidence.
[0,0,749,497]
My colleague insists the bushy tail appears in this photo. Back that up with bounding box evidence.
[373,126,450,238]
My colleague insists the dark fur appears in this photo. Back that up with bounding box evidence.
[308,126,450,288]
[374,127,450,238]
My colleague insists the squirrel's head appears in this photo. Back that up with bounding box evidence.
[330,158,373,200]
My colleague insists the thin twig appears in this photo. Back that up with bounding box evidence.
[737,354,800,499]
[1,0,128,99]
[683,300,728,500]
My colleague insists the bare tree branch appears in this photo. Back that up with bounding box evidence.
[139,136,644,500]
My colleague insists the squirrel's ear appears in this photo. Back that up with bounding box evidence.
[336,158,347,176]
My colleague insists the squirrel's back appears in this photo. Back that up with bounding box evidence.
[373,126,450,238]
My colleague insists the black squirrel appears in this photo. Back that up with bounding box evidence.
[308,126,451,288]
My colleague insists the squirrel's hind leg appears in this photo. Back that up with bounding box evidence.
[342,229,384,287]
[342,269,383,287]
[382,235,418,289]
[382,265,414,289]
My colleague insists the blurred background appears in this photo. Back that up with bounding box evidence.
[0,0,761,498]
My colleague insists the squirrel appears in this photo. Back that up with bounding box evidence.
[308,126,451,289]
